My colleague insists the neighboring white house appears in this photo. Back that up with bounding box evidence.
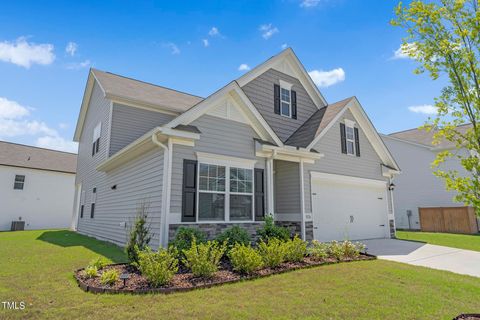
[382,126,469,229]
[0,141,77,231]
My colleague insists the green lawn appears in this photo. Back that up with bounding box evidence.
[1,230,480,319]
[397,230,480,252]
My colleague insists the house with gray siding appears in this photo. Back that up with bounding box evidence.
[72,48,400,248]
[382,126,470,230]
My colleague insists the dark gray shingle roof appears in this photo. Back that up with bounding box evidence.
[0,141,77,173]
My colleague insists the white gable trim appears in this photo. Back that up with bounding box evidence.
[306,97,400,171]
[236,48,327,108]
[165,82,283,146]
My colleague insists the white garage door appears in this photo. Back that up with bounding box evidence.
[311,173,388,242]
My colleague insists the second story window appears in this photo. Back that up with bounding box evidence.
[13,175,25,190]
[274,80,297,119]
[92,122,101,156]
[280,87,291,117]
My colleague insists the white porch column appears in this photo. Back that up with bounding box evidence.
[299,159,306,240]
[266,157,274,217]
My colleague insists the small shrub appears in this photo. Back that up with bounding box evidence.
[126,203,153,265]
[341,241,366,259]
[257,238,286,268]
[257,215,290,242]
[171,227,207,258]
[100,269,119,286]
[284,235,307,262]
[216,226,251,251]
[137,247,178,287]
[182,238,227,278]
[228,243,263,275]
[327,241,345,260]
[308,240,329,261]
[88,257,109,270]
[84,265,98,278]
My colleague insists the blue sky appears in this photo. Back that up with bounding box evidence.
[0,0,445,152]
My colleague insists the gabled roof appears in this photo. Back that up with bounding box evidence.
[74,69,203,141]
[236,48,327,109]
[388,124,472,149]
[0,141,77,174]
[285,97,353,148]
[164,81,284,146]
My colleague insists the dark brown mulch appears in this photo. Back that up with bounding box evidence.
[74,254,374,294]
[454,315,480,320]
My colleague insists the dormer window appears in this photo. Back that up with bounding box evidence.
[346,125,355,155]
[274,80,297,119]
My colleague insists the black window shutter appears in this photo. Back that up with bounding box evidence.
[182,159,197,222]
[80,205,84,218]
[254,168,265,220]
[340,123,347,154]
[90,203,95,218]
[274,84,280,115]
[291,90,297,119]
[354,127,360,157]
[96,138,100,153]
[92,142,96,156]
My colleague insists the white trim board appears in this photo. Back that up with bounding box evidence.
[310,171,387,187]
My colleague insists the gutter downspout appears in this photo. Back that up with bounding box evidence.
[152,132,169,248]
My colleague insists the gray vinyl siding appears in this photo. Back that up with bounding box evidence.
[303,109,387,213]
[109,104,175,156]
[242,68,320,142]
[75,81,164,248]
[274,160,301,221]
[170,115,266,215]
[383,136,465,230]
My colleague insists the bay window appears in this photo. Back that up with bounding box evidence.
[197,162,254,222]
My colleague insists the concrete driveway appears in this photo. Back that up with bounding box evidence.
[362,238,480,278]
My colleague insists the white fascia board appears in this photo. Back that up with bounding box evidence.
[97,127,198,172]
[74,71,99,142]
[259,144,323,163]
[310,171,387,187]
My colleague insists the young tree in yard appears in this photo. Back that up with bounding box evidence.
[126,202,152,264]
[392,0,480,214]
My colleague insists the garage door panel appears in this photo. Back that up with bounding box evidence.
[312,176,388,242]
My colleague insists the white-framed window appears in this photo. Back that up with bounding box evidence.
[346,125,355,155]
[80,190,86,219]
[92,122,101,156]
[279,80,292,118]
[13,175,25,190]
[90,187,97,218]
[196,154,255,222]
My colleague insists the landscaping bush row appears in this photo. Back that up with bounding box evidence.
[80,214,366,289]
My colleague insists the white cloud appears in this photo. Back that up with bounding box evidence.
[0,37,55,68]
[202,39,209,47]
[59,122,69,129]
[408,104,437,115]
[0,97,31,119]
[208,27,220,37]
[36,135,78,153]
[281,43,288,50]
[65,41,78,56]
[0,96,76,152]
[300,0,321,7]
[392,43,417,60]
[66,59,91,70]
[259,24,279,40]
[308,68,345,87]
[164,42,180,55]
[238,64,251,71]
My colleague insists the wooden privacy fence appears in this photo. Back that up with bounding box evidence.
[419,207,479,234]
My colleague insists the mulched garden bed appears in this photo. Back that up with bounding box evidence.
[453,315,480,320]
[74,254,375,294]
